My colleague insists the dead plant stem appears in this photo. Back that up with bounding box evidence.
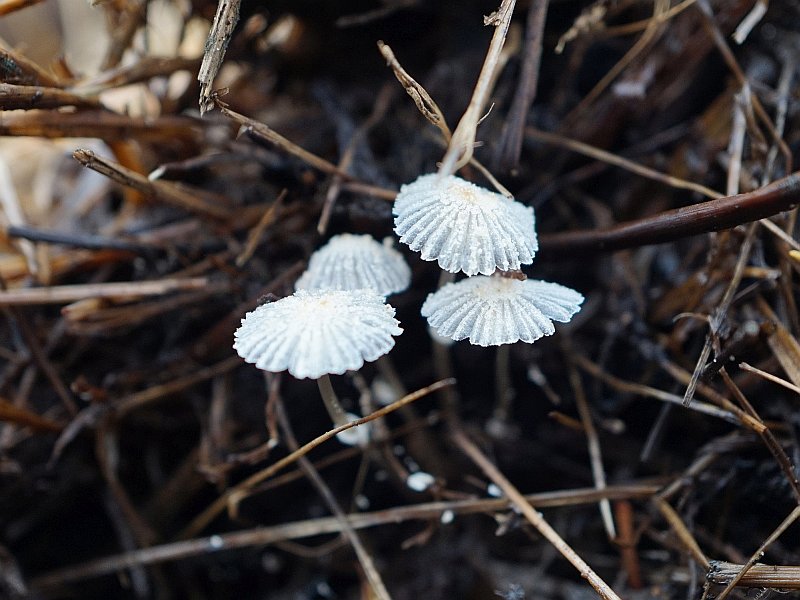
[439,0,517,175]
[451,429,622,600]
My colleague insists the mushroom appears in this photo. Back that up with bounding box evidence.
[421,275,583,347]
[234,288,403,428]
[393,173,537,276]
[295,233,411,297]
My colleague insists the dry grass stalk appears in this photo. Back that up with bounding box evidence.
[451,429,623,600]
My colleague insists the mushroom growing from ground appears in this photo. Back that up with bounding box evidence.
[393,173,537,276]
[295,233,411,297]
[421,275,583,347]
[233,288,403,429]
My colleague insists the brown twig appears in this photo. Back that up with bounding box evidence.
[0,83,101,110]
[378,41,451,141]
[0,46,61,86]
[0,111,203,143]
[572,355,758,427]
[716,504,800,599]
[116,356,243,418]
[0,396,63,432]
[708,561,800,589]
[450,429,622,600]
[493,0,548,172]
[718,369,800,503]
[102,1,146,71]
[613,501,642,588]
[0,278,216,306]
[526,127,722,199]
[653,497,710,569]
[568,359,615,539]
[180,378,456,538]
[31,480,659,588]
[539,172,800,255]
[74,57,201,93]
[5,225,155,255]
[235,190,287,267]
[275,397,393,600]
[566,0,669,120]
[73,149,230,220]
[198,0,241,114]
[439,0,518,174]
[695,0,792,174]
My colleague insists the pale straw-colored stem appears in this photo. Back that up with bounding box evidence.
[317,374,349,428]
[438,0,517,176]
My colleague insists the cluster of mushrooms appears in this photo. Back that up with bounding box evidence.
[233,172,584,435]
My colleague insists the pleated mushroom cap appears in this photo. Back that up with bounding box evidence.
[393,174,537,276]
[421,276,583,347]
[234,289,403,379]
[295,234,411,296]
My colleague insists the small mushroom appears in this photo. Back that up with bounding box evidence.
[295,233,411,297]
[234,288,402,428]
[421,275,583,347]
[393,174,537,276]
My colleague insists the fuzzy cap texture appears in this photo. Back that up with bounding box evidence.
[393,174,537,276]
[296,233,411,297]
[234,289,402,379]
[421,276,583,346]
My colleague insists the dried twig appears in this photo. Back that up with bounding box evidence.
[0,83,101,110]
[439,0,517,174]
[180,378,456,538]
[0,278,216,306]
[199,0,241,114]
[526,128,722,199]
[0,46,61,86]
[716,505,800,599]
[378,41,451,141]
[568,360,615,539]
[451,429,622,600]
[74,149,231,220]
[0,397,63,432]
[31,481,659,588]
[708,561,800,589]
[276,397,393,600]
[539,172,800,255]
[493,0,548,172]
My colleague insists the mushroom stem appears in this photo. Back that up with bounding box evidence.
[493,343,514,422]
[316,374,350,428]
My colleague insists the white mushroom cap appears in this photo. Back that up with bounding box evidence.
[295,234,411,296]
[234,289,403,379]
[393,174,537,276]
[421,276,583,347]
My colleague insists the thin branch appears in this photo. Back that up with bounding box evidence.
[0,278,217,306]
[0,83,101,110]
[73,149,231,220]
[439,0,517,174]
[30,481,659,588]
[179,378,456,538]
[378,41,451,141]
[198,0,241,115]
[526,128,722,199]
[568,359,616,539]
[451,429,622,600]
[716,504,800,599]
[493,0,548,172]
[708,561,800,589]
[539,171,800,255]
[276,398,392,600]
